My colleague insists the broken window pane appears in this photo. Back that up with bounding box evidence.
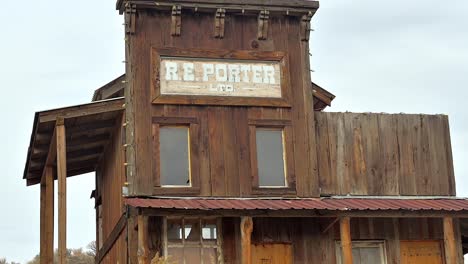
[160,126,190,186]
[184,219,201,242]
[256,129,286,187]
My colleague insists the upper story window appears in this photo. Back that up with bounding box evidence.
[255,128,287,187]
[159,126,191,187]
[249,119,295,194]
[153,117,200,194]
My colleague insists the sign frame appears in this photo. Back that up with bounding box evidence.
[151,48,291,107]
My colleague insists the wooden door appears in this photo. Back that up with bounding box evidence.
[400,241,444,264]
[251,243,293,264]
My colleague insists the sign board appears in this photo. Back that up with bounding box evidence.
[159,57,282,98]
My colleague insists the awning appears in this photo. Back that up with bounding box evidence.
[23,98,125,186]
[125,197,468,216]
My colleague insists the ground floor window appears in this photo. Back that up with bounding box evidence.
[335,241,387,264]
[163,217,222,264]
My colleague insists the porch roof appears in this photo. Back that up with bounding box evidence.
[125,197,468,217]
[23,98,125,186]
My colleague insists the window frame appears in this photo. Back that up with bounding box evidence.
[162,217,223,264]
[249,119,296,195]
[152,117,200,195]
[335,240,387,264]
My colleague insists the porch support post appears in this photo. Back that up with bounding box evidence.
[56,117,67,264]
[241,216,253,264]
[137,215,149,264]
[443,216,457,264]
[340,216,353,264]
[40,166,54,264]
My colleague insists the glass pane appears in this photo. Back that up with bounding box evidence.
[160,127,190,186]
[202,248,218,264]
[256,129,286,187]
[167,247,184,264]
[184,219,201,242]
[167,219,183,242]
[352,248,361,264]
[202,219,217,241]
[358,247,382,264]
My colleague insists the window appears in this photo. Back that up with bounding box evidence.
[255,128,287,187]
[164,218,221,264]
[335,241,387,264]
[159,126,191,187]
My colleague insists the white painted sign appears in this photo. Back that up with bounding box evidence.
[159,57,282,98]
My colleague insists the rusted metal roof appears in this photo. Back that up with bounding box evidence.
[125,197,468,212]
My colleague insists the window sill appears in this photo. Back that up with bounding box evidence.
[251,187,296,196]
[153,187,201,196]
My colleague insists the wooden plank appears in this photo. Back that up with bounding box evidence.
[361,114,382,195]
[198,109,212,196]
[208,107,226,196]
[315,112,332,195]
[442,116,456,195]
[378,115,399,195]
[339,217,353,264]
[96,213,127,264]
[300,22,319,197]
[235,107,251,197]
[397,115,418,195]
[138,215,150,264]
[444,217,457,264]
[56,117,67,264]
[223,109,240,197]
[241,216,253,264]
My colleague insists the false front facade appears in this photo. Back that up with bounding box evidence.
[23,0,468,263]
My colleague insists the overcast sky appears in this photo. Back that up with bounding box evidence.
[0,0,466,263]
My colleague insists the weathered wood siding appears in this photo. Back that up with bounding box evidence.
[126,10,318,197]
[221,217,462,264]
[315,112,455,196]
[97,115,127,263]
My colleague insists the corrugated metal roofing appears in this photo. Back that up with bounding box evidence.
[125,197,468,212]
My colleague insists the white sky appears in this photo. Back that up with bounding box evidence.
[0,0,466,263]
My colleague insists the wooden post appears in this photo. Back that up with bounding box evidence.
[40,166,55,264]
[56,117,67,264]
[444,216,457,264]
[138,215,149,264]
[241,216,253,264]
[40,172,47,264]
[340,217,353,264]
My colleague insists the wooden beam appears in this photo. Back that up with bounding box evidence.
[44,166,54,264]
[321,217,339,234]
[40,171,46,264]
[340,217,353,264]
[137,215,150,264]
[96,213,127,264]
[241,216,253,264]
[39,98,124,123]
[444,216,458,264]
[56,117,67,264]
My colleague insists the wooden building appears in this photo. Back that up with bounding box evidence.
[22,0,468,263]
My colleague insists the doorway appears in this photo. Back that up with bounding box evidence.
[251,243,293,264]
